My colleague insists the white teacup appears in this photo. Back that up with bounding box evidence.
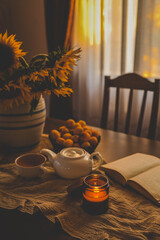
[15,153,47,178]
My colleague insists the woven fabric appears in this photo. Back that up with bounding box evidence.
[0,134,160,240]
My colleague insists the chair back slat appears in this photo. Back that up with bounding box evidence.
[101,73,160,139]
[125,89,133,134]
[136,90,147,137]
[101,76,110,128]
[114,88,119,131]
[148,79,160,139]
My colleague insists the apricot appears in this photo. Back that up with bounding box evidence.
[83,126,92,133]
[73,123,81,129]
[85,129,92,136]
[63,139,73,147]
[78,120,86,127]
[74,127,84,135]
[56,137,65,145]
[50,130,61,140]
[59,126,69,134]
[81,141,91,149]
[92,130,100,138]
[66,119,76,128]
[80,131,91,142]
[73,143,80,147]
[89,136,98,146]
[63,133,72,139]
[83,126,92,130]
[59,126,66,131]
[71,135,79,143]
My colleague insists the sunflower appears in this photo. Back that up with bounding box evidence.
[0,30,26,72]
[0,30,81,110]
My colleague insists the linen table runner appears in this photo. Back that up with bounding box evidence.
[0,134,160,240]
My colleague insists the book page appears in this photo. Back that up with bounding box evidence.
[101,153,160,185]
[127,165,160,205]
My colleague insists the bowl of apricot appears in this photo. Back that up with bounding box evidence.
[49,119,101,153]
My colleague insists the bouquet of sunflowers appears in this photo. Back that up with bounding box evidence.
[0,31,81,111]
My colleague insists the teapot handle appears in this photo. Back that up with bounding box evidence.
[40,149,56,165]
[90,152,103,171]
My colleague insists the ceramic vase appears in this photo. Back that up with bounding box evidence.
[0,96,46,148]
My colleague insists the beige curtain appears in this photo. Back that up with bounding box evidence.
[72,0,160,138]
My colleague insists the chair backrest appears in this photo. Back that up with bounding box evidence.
[100,73,160,139]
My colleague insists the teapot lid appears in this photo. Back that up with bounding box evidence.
[60,147,86,159]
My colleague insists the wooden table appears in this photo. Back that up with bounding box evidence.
[1,118,160,240]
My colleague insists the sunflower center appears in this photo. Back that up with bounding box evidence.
[0,43,15,71]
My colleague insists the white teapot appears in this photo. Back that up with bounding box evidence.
[40,147,103,179]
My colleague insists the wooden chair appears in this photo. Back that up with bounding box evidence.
[100,73,160,139]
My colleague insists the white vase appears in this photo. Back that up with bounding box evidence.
[0,96,46,148]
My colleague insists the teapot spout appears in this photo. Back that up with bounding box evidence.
[40,149,56,165]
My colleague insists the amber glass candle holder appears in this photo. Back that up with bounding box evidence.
[82,174,109,215]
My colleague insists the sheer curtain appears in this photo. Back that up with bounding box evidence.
[72,0,160,138]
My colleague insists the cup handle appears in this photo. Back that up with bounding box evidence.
[90,152,103,171]
[40,166,48,174]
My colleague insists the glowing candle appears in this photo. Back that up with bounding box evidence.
[82,174,109,214]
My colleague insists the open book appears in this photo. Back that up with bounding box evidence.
[101,153,160,206]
